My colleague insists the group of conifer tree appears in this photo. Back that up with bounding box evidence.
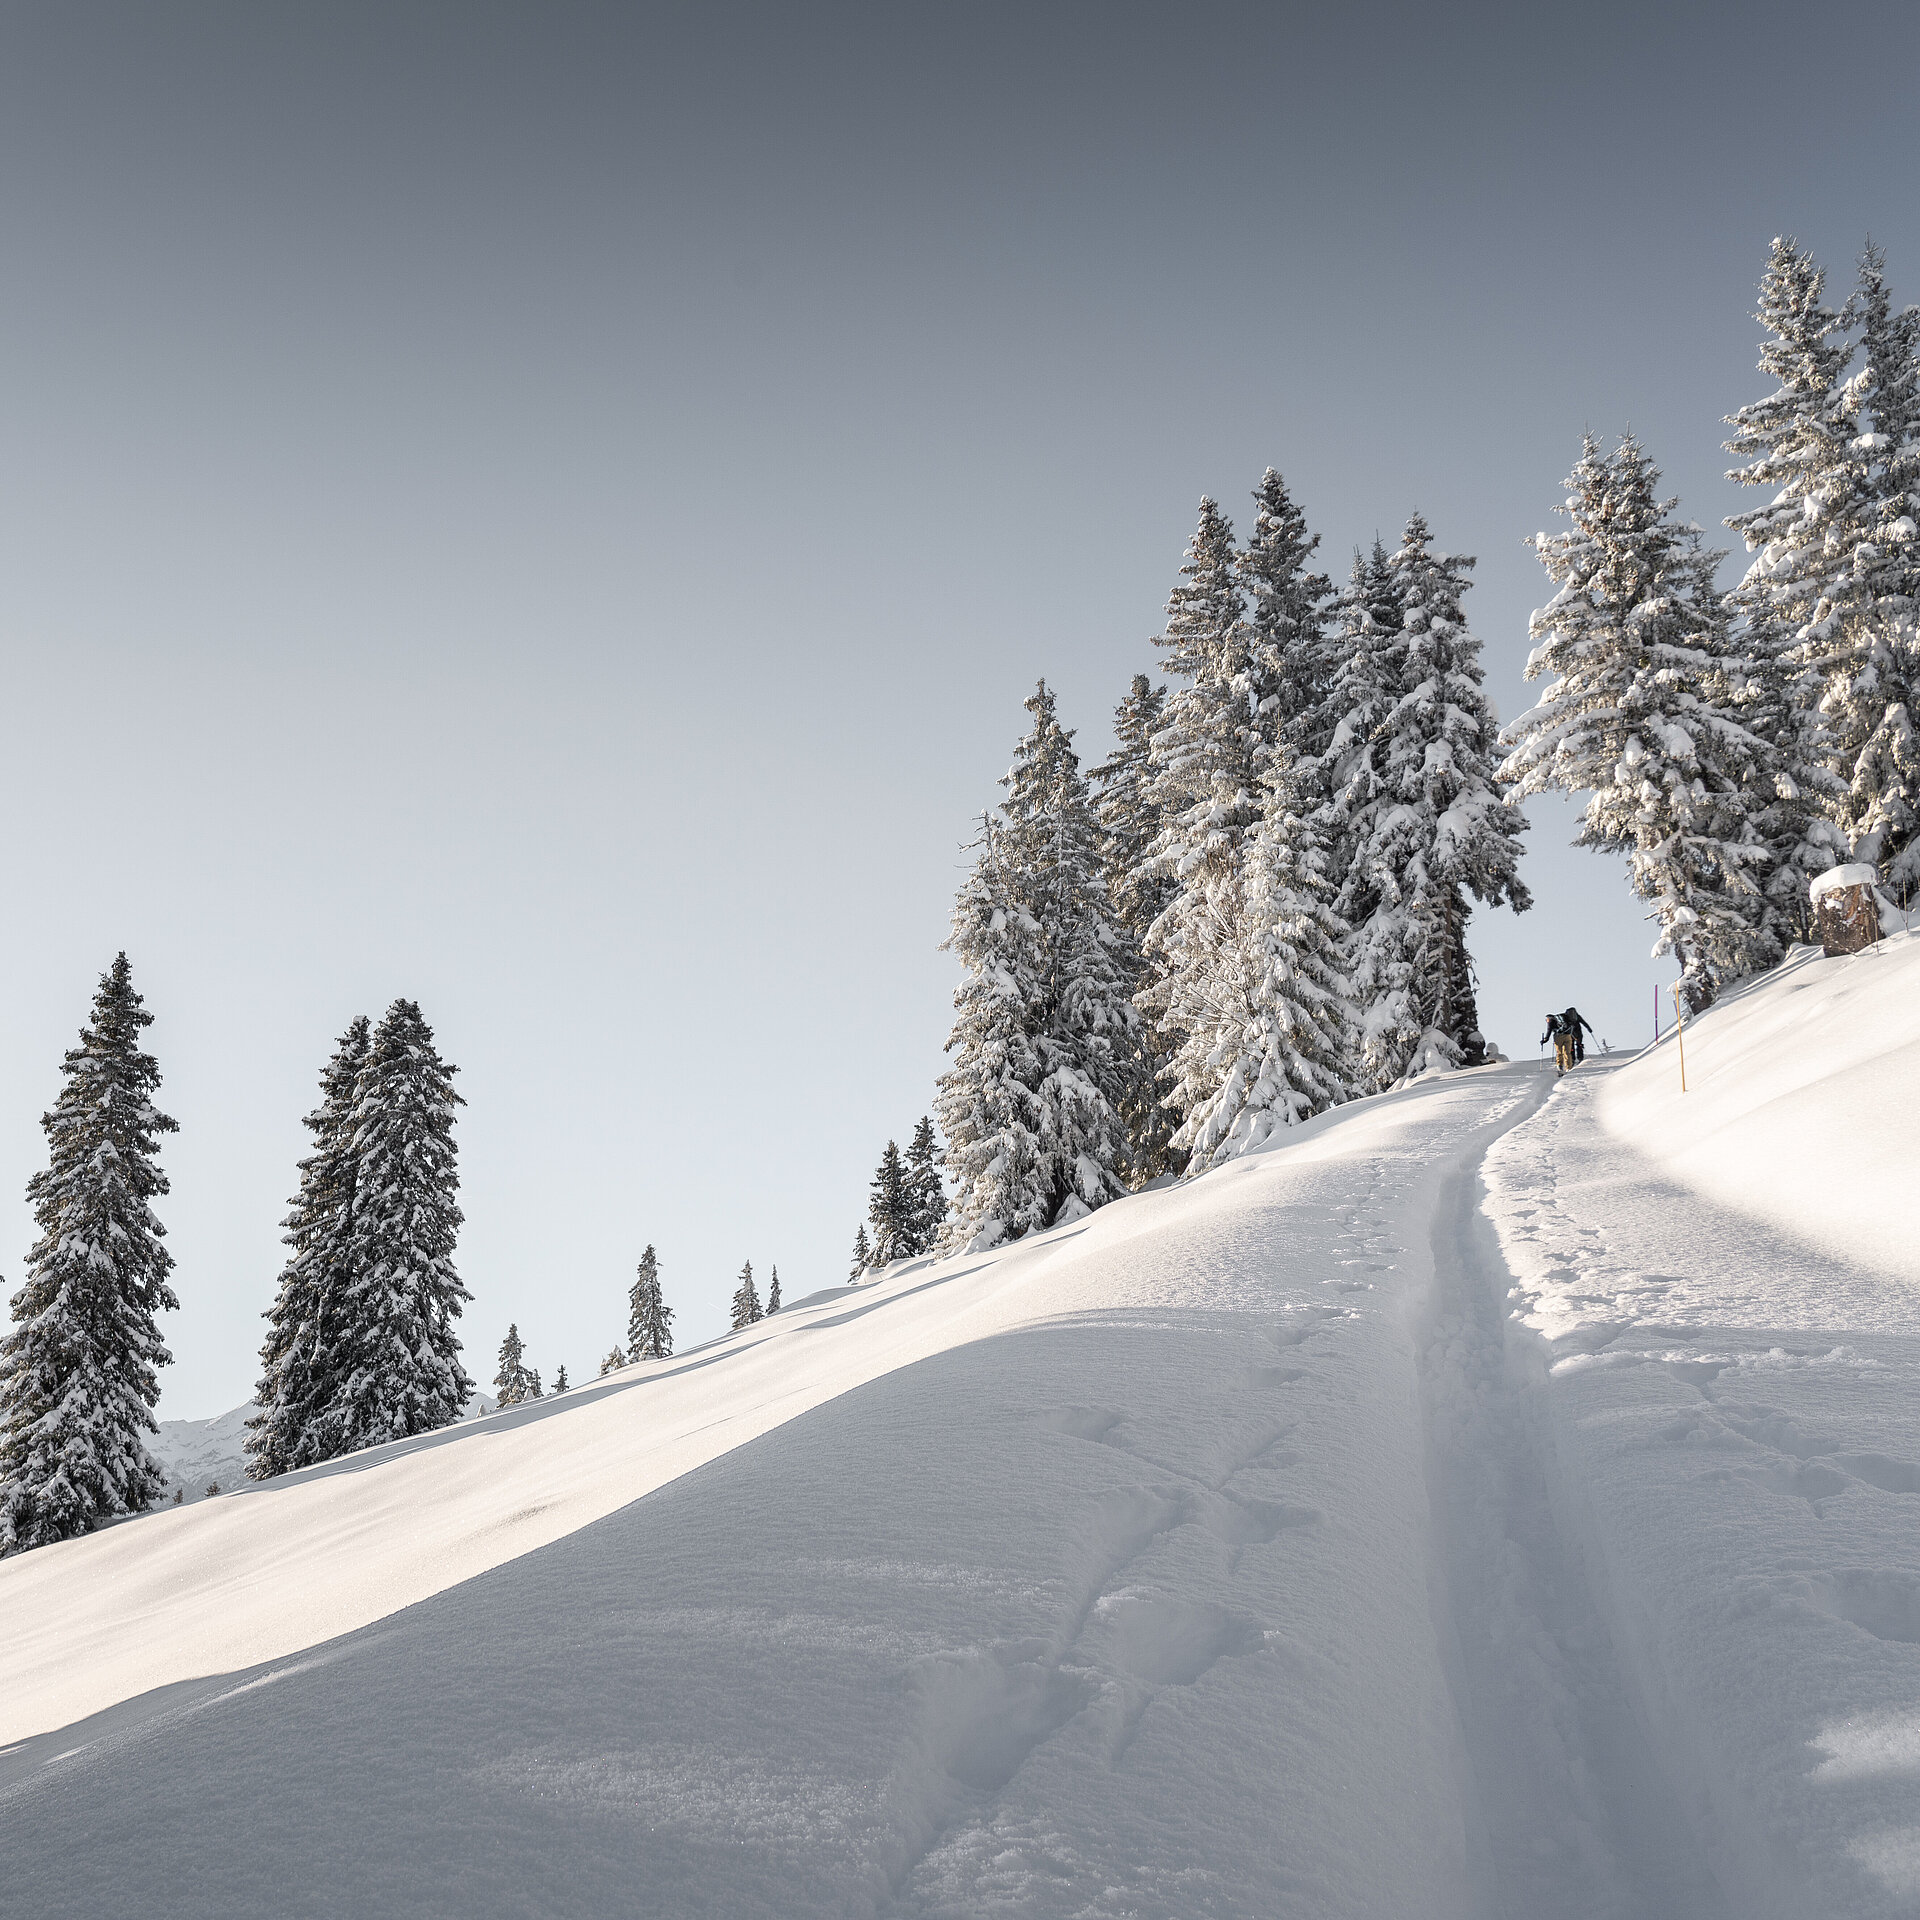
[0,963,474,1554]
[915,233,1920,1258]
[596,1242,677,1375]
[929,478,1529,1253]
[729,1257,780,1329]
[1502,236,1920,1009]
[849,1118,946,1276]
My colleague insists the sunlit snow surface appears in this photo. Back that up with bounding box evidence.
[1483,932,1920,1919]
[1,936,1914,1918]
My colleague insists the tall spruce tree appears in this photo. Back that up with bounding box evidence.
[903,1116,947,1253]
[1133,499,1252,1139]
[627,1245,673,1359]
[1347,516,1529,1084]
[1176,752,1357,1166]
[494,1324,538,1408]
[331,1000,473,1449]
[938,686,1136,1249]
[765,1267,781,1314]
[937,814,1048,1246]
[730,1261,762,1330]
[1500,434,1776,1008]
[1724,237,1855,937]
[1,956,179,1554]
[1320,540,1407,933]
[866,1140,915,1267]
[1831,243,1920,893]
[1237,467,1337,778]
[1090,675,1180,1179]
[246,1016,371,1479]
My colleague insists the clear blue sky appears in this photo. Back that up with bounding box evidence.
[3,2,1915,1416]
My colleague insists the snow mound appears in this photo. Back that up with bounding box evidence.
[1599,933,1920,1289]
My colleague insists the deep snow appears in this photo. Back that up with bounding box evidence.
[0,934,1914,1918]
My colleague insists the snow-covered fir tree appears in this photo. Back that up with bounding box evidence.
[866,1141,915,1268]
[600,1346,625,1375]
[1091,676,1172,946]
[937,814,1048,1245]
[903,1116,947,1252]
[1500,434,1776,1008]
[848,1224,871,1281]
[1345,516,1529,1084]
[938,685,1136,1248]
[1830,243,1920,893]
[246,1016,371,1480]
[0,956,179,1554]
[1237,467,1336,778]
[1090,675,1180,1179]
[730,1261,762,1330]
[765,1267,781,1314]
[552,1364,568,1393]
[494,1323,538,1408]
[1724,236,1856,937]
[1137,480,1335,1142]
[1175,750,1357,1167]
[331,1000,473,1448]
[1320,539,1406,928]
[627,1245,673,1359]
[1132,499,1251,1139]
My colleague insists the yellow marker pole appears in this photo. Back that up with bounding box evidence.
[1672,983,1688,1093]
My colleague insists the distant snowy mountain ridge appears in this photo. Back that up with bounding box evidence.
[150,1392,500,1502]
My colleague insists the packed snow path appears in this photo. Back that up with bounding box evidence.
[2,938,1915,1918]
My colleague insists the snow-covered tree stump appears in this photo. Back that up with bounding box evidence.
[1809,864,1882,955]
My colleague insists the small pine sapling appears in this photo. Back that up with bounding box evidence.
[766,1266,781,1314]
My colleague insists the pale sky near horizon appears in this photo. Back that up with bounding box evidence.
[3,2,1916,1418]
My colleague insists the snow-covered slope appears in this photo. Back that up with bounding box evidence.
[1484,932,1920,1919]
[0,936,1913,1919]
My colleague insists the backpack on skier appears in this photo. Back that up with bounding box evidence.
[1541,1013,1575,1076]
[1560,1007,1593,1065]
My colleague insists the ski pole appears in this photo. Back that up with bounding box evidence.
[1671,983,1687,1094]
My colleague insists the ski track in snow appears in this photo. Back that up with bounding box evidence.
[1481,938,1920,1920]
[1,940,1915,1917]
